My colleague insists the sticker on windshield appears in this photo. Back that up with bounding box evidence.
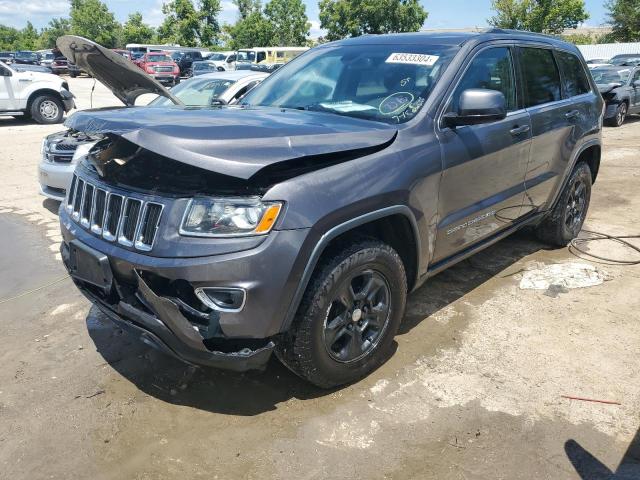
[385,53,439,66]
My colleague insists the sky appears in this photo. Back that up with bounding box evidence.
[0,0,610,38]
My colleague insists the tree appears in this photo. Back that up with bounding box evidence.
[158,0,221,46]
[121,12,155,45]
[0,25,20,50]
[489,0,589,34]
[224,10,274,49]
[38,18,72,49]
[70,0,121,47]
[18,22,39,50]
[233,0,261,19]
[264,0,309,45]
[606,0,640,41]
[319,0,427,41]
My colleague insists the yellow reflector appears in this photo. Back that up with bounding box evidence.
[255,204,282,233]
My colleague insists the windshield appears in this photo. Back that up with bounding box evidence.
[242,44,458,124]
[237,50,256,63]
[147,54,172,63]
[592,68,632,84]
[208,53,226,61]
[150,77,237,107]
[611,55,640,65]
[43,53,54,60]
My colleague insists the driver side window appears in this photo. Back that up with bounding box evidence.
[449,47,517,113]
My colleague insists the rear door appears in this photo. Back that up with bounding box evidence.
[516,45,590,213]
[433,45,531,262]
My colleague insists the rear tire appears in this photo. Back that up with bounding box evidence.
[276,239,407,388]
[30,95,64,124]
[605,102,627,127]
[535,162,592,247]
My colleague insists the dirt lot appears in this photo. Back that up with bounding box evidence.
[0,76,639,480]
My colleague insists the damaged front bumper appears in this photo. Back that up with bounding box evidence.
[62,239,275,371]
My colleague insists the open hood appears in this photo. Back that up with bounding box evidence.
[65,106,398,180]
[597,82,623,94]
[56,35,181,106]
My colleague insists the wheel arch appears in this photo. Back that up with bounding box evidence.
[26,88,64,113]
[280,206,421,332]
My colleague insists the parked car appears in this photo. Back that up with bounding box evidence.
[51,56,69,74]
[13,51,39,65]
[39,51,55,68]
[191,60,222,76]
[204,51,236,70]
[591,65,640,126]
[68,62,87,77]
[0,60,74,123]
[0,51,13,64]
[39,68,266,201]
[171,50,203,77]
[57,32,602,388]
[610,54,640,66]
[111,49,132,60]
[135,51,180,86]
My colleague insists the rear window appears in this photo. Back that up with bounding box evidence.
[519,47,562,107]
[147,54,172,62]
[556,51,590,97]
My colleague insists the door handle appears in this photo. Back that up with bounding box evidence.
[510,125,530,136]
[564,109,579,119]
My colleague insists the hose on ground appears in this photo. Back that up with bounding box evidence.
[570,229,640,265]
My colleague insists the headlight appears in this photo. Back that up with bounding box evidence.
[180,197,283,237]
[71,141,97,163]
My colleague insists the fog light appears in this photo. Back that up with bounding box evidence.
[194,287,246,312]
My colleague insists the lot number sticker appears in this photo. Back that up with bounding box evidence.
[385,53,439,66]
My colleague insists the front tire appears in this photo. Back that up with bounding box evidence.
[535,162,592,247]
[30,95,64,124]
[605,102,627,127]
[276,239,407,388]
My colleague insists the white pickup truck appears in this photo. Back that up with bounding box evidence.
[0,61,75,123]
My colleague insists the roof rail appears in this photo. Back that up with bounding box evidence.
[483,28,559,40]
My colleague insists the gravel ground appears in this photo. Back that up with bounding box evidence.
[0,76,639,480]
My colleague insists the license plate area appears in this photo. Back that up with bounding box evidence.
[68,240,113,293]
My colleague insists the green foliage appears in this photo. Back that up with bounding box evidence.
[233,0,261,19]
[224,0,309,49]
[38,18,72,49]
[70,0,121,48]
[606,0,640,41]
[318,0,428,41]
[264,0,309,46]
[19,22,39,50]
[224,10,275,49]
[0,25,20,51]
[159,0,222,47]
[121,12,155,45]
[489,0,589,34]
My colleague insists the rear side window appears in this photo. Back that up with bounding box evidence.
[556,51,590,97]
[449,47,517,112]
[519,47,562,107]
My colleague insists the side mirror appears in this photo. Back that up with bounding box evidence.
[0,68,11,77]
[633,80,640,88]
[211,98,228,107]
[443,89,507,127]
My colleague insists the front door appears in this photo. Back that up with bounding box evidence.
[631,69,640,111]
[0,63,18,110]
[433,46,531,263]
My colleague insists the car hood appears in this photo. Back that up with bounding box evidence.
[64,106,398,180]
[596,82,623,94]
[56,35,181,106]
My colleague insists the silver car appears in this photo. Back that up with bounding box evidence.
[39,70,268,201]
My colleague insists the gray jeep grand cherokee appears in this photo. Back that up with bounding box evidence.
[58,31,602,388]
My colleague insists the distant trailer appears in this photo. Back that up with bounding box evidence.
[577,42,640,61]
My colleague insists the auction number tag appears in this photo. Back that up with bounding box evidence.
[385,53,439,66]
